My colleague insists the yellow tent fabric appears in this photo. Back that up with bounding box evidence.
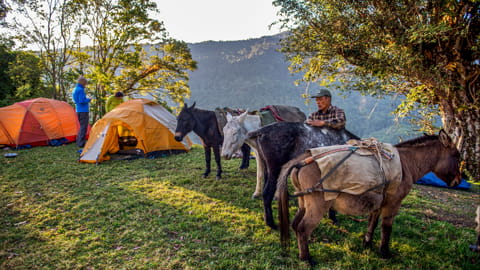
[79,99,191,163]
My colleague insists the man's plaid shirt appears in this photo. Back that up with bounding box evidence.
[308,105,346,129]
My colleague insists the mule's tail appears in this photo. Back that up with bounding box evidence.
[277,154,308,248]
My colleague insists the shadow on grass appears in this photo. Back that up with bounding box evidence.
[1,144,478,269]
[1,158,297,268]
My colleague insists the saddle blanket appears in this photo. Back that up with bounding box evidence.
[260,105,306,125]
[309,139,402,201]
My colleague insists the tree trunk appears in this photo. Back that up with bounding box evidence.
[91,83,106,122]
[440,100,480,181]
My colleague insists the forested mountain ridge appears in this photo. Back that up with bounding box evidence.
[185,34,421,143]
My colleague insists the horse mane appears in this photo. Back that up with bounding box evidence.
[189,107,212,114]
[395,134,439,147]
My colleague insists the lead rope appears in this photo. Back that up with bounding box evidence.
[372,141,391,205]
[364,139,390,198]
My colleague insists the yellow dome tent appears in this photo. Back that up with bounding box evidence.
[79,99,191,163]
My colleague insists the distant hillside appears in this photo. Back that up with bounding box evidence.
[186,34,420,143]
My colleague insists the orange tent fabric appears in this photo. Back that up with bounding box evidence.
[79,99,191,163]
[0,98,79,147]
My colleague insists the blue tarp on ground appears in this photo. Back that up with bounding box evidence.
[416,172,471,190]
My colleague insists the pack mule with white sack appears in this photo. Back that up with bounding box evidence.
[294,138,402,201]
[277,130,462,265]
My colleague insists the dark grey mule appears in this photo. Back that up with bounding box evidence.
[248,122,359,229]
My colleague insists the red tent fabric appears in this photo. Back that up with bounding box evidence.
[0,98,80,147]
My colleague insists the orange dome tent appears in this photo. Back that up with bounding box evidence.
[79,99,191,163]
[0,98,79,147]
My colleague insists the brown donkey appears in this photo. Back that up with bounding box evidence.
[277,130,462,265]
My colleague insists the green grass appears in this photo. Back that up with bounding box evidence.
[1,144,479,269]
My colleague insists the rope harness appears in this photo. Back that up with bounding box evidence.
[290,139,393,199]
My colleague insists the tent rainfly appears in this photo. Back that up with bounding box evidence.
[0,98,79,147]
[79,98,191,163]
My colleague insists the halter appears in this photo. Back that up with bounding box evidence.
[178,109,196,135]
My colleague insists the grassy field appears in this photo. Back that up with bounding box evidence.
[1,144,479,269]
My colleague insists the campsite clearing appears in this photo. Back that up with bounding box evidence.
[1,144,479,269]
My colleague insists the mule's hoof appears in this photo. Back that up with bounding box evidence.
[363,239,373,249]
[300,256,317,266]
[379,248,392,259]
[267,223,278,231]
[202,174,209,178]
[251,193,261,200]
[216,175,221,180]
[238,166,248,170]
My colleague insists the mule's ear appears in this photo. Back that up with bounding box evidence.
[439,129,453,147]
[183,103,188,110]
[226,113,233,121]
[238,111,248,123]
[190,102,196,109]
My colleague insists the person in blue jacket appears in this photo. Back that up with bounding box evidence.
[72,76,91,147]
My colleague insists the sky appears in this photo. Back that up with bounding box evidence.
[154,0,283,43]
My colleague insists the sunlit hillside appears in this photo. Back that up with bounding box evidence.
[186,34,423,143]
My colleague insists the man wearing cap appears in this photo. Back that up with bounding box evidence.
[305,89,346,129]
[72,76,91,147]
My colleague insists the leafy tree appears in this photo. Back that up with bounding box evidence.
[7,50,47,101]
[3,0,196,119]
[0,39,16,106]
[72,0,197,120]
[7,0,80,101]
[273,0,480,180]
[0,0,8,22]
[0,38,47,106]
